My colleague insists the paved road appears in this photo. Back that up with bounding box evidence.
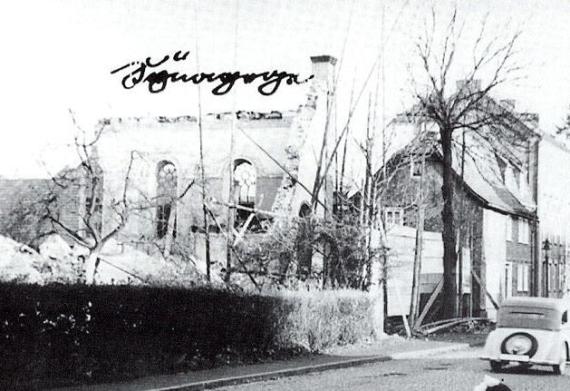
[220,348,569,391]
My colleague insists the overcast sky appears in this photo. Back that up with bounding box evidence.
[1,0,570,178]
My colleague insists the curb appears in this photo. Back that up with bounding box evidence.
[390,343,470,360]
[145,343,469,391]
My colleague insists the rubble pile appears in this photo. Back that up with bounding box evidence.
[0,234,207,287]
[0,235,44,283]
[95,239,207,286]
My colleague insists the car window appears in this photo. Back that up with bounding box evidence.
[498,306,561,331]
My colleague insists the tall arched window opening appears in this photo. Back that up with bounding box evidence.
[233,160,258,230]
[297,203,313,279]
[156,161,177,239]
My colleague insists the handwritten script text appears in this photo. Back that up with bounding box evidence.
[111,50,314,95]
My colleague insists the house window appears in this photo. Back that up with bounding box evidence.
[506,216,513,241]
[410,158,422,178]
[156,161,177,239]
[523,265,529,292]
[385,207,404,226]
[518,219,529,244]
[517,263,529,292]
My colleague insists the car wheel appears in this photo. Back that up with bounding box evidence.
[490,360,502,372]
[553,345,567,375]
[501,332,538,357]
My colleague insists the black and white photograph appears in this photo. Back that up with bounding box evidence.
[1,1,570,390]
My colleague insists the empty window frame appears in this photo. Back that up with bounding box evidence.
[517,263,529,292]
[506,216,513,242]
[384,207,404,226]
[233,160,261,231]
[156,161,177,239]
[518,219,529,244]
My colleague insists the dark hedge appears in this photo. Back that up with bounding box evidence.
[0,283,295,390]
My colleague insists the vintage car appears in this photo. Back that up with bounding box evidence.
[481,297,570,374]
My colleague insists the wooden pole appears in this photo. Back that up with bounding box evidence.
[410,137,425,325]
[205,203,260,291]
[471,270,499,310]
[226,130,235,284]
[380,1,388,327]
[194,23,211,282]
[543,235,550,297]
[457,129,467,316]
[414,278,443,330]
[362,94,373,287]
[225,1,240,284]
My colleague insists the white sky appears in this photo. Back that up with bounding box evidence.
[1,0,570,178]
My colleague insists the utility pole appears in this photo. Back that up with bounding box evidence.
[457,129,467,317]
[224,0,240,284]
[225,130,235,283]
[363,93,376,288]
[197,88,211,281]
[194,28,211,281]
[380,1,388,327]
[410,122,425,326]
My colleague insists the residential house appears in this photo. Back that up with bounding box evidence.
[534,132,570,298]
[379,90,539,321]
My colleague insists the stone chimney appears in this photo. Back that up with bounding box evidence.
[519,112,540,129]
[500,99,516,111]
[310,55,337,93]
[456,79,482,92]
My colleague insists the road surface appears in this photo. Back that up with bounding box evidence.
[220,347,569,391]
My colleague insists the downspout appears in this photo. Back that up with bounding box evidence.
[532,138,541,297]
[532,215,540,297]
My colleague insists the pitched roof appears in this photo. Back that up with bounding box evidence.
[377,130,535,218]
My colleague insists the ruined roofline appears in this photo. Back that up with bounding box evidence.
[97,110,299,128]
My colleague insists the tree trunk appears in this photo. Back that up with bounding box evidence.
[163,207,176,258]
[440,127,458,319]
[84,247,102,285]
[410,199,424,325]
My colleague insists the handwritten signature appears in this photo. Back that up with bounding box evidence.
[111,50,314,96]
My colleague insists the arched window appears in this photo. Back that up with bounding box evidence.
[233,160,257,229]
[298,203,311,218]
[156,161,177,239]
[297,203,313,278]
[234,160,256,206]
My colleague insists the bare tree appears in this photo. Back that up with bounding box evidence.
[40,115,140,283]
[410,9,529,318]
[28,112,197,284]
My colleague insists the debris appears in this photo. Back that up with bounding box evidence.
[0,235,48,284]
[417,317,488,336]
[0,234,209,287]
[94,241,206,286]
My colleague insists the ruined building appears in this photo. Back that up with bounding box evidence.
[1,56,338,279]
